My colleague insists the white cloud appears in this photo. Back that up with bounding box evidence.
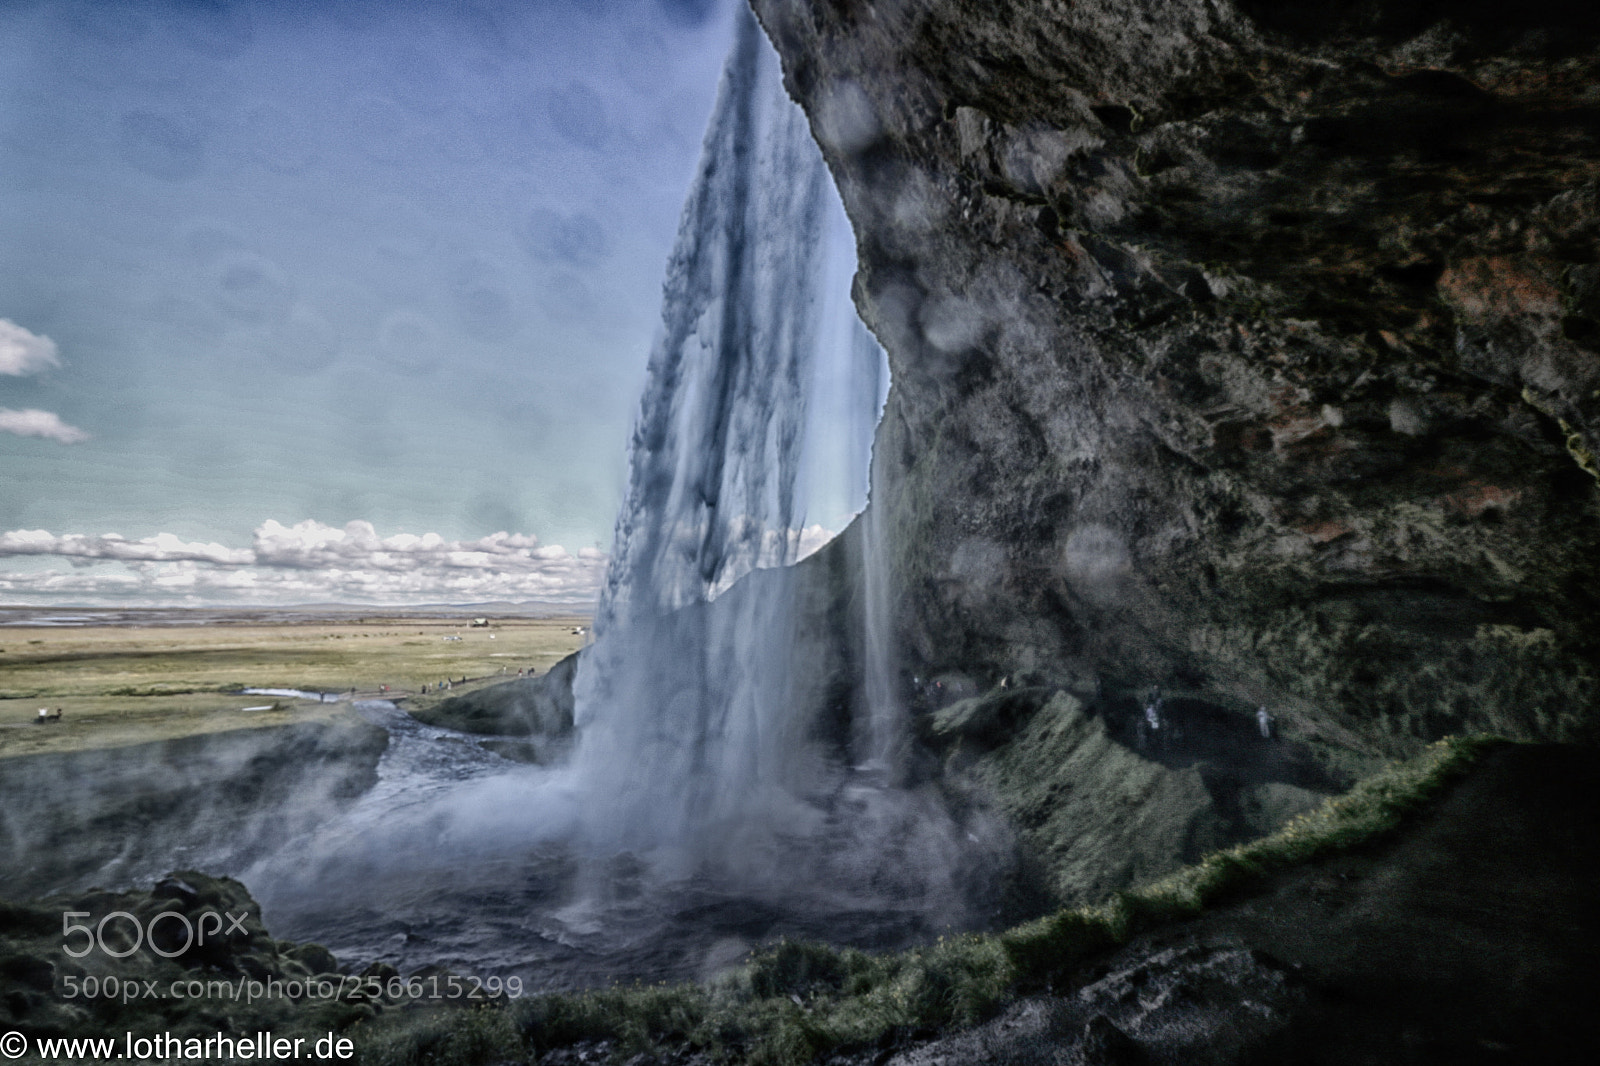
[0,529,251,566]
[620,515,839,608]
[0,517,841,607]
[0,319,59,376]
[0,324,83,444]
[0,519,608,605]
[0,408,90,443]
[795,523,834,560]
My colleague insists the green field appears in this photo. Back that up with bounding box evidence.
[0,609,589,758]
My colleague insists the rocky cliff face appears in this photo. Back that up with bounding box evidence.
[752,0,1600,757]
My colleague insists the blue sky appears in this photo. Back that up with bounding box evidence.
[0,0,869,606]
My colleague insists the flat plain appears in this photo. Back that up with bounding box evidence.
[0,607,589,758]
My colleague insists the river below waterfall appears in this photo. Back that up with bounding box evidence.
[244,701,1002,990]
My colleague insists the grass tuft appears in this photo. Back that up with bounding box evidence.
[357,1006,522,1066]
[514,982,710,1056]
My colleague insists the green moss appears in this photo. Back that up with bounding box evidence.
[512,983,710,1056]
[1557,416,1600,483]
[960,692,1224,904]
[357,1006,522,1066]
[1521,387,1599,485]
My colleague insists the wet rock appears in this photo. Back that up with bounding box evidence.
[1066,1015,1143,1066]
[1067,945,1309,1061]
[954,693,1228,902]
[408,649,580,739]
[0,873,360,1042]
[875,945,1308,1065]
[537,1041,616,1065]
[927,686,1055,746]
[152,877,199,906]
[0,953,54,991]
[752,0,1600,755]
[284,942,339,977]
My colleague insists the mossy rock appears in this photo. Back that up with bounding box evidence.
[284,942,339,977]
[962,692,1229,905]
[409,650,579,738]
[927,686,1056,747]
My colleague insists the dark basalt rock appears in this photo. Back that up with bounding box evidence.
[0,872,379,1043]
[750,0,1600,757]
[854,946,1307,1065]
[408,648,580,746]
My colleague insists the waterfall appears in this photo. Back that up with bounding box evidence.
[569,8,852,870]
[556,7,1013,936]
[859,389,905,783]
[589,10,828,635]
[239,13,1010,980]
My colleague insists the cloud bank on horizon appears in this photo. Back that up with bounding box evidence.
[0,519,607,606]
[0,517,837,607]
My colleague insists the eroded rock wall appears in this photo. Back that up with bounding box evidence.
[752,0,1600,756]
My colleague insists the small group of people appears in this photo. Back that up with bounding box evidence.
[1131,683,1279,748]
[1138,686,1167,750]
[907,675,945,709]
